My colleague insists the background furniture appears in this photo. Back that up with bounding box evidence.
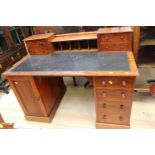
[0,26,32,93]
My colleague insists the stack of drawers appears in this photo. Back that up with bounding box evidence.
[97,27,133,51]
[94,76,135,128]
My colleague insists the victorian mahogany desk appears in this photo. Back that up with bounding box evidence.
[4,51,138,128]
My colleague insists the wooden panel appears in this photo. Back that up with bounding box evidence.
[34,77,65,115]
[99,43,131,51]
[96,100,132,110]
[99,33,131,43]
[132,26,140,61]
[51,31,97,42]
[96,111,130,125]
[7,76,47,117]
[24,34,55,55]
[94,75,135,127]
[95,89,134,102]
[97,27,133,51]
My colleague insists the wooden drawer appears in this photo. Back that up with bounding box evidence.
[96,100,132,110]
[26,40,48,47]
[95,89,134,102]
[99,43,131,51]
[99,33,131,43]
[94,77,135,89]
[96,112,130,125]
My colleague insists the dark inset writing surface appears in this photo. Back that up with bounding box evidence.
[12,51,129,72]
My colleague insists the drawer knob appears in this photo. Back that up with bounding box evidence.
[105,45,109,49]
[120,45,125,49]
[101,92,106,97]
[121,92,126,98]
[122,81,126,86]
[101,81,106,85]
[14,81,18,85]
[11,56,14,61]
[103,114,107,119]
[120,35,125,39]
[119,116,123,121]
[120,104,124,109]
[105,36,109,41]
[102,103,106,108]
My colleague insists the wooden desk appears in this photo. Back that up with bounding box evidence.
[4,51,138,128]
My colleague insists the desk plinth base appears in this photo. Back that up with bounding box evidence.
[25,86,66,123]
[96,122,130,129]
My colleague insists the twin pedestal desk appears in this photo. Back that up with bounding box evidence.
[4,27,139,128]
[4,51,138,128]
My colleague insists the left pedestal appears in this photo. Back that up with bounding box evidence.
[7,76,66,122]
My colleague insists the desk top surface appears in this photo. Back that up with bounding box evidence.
[4,51,138,77]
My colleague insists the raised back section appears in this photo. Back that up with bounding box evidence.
[97,27,133,51]
[51,31,97,52]
[24,33,55,55]
[24,27,133,55]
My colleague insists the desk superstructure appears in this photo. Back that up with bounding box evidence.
[4,27,138,128]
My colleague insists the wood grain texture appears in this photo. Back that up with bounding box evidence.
[97,27,133,34]
[51,31,97,42]
[97,30,132,51]
[132,26,140,61]
[94,76,135,127]
[7,76,66,121]
[24,33,55,55]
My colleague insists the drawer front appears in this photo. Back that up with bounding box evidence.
[26,40,48,47]
[99,43,131,51]
[96,100,132,111]
[94,77,135,89]
[99,33,131,43]
[96,112,130,125]
[95,89,134,102]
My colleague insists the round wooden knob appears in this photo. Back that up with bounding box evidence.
[122,81,126,86]
[103,114,107,119]
[119,116,123,121]
[121,92,126,98]
[11,57,14,61]
[120,104,124,109]
[101,92,106,97]
[105,45,109,49]
[120,45,124,49]
[105,36,109,41]
[120,35,125,39]
[14,82,18,85]
[102,103,106,108]
[102,81,106,85]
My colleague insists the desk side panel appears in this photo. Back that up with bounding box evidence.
[7,76,47,117]
[34,77,66,116]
